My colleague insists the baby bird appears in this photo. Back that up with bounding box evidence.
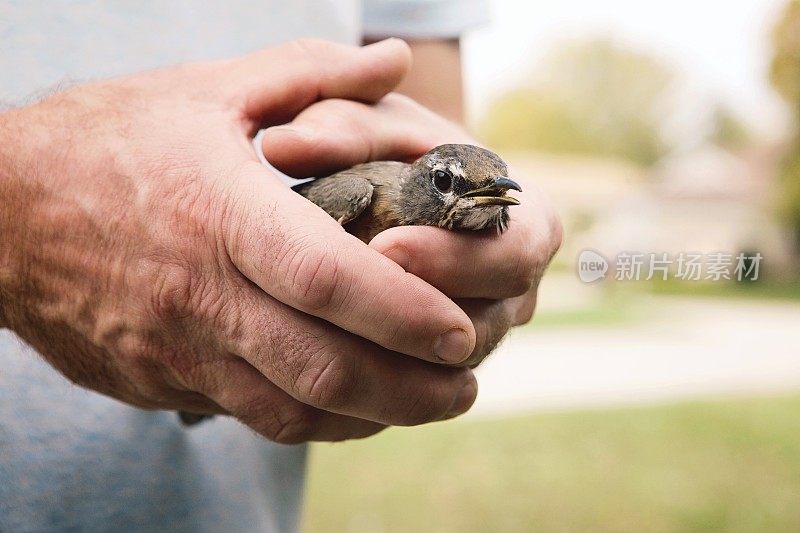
[178,144,519,427]
[293,144,521,243]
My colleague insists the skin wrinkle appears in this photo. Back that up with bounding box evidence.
[6,96,220,411]
[0,38,559,443]
[267,99,561,363]
[366,283,417,352]
[268,403,319,444]
[402,380,438,424]
[227,181,283,275]
[292,144,526,365]
[302,350,350,411]
[207,275,247,346]
[187,357,246,400]
[238,308,292,381]
[238,38,401,131]
[272,314,322,387]
[276,231,341,313]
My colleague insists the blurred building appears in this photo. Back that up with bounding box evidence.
[509,144,795,276]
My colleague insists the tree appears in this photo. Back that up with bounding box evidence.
[770,0,800,111]
[480,38,676,166]
[769,0,800,246]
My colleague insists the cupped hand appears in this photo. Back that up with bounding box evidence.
[0,39,480,444]
[262,94,563,367]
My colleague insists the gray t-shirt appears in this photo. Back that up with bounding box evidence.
[0,1,487,531]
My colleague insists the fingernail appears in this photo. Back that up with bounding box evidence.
[363,38,411,62]
[434,328,471,363]
[365,37,405,49]
[444,380,477,419]
[382,246,411,271]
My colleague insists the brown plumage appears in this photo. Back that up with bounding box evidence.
[178,144,520,427]
[293,144,521,243]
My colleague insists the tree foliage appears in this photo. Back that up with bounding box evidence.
[769,0,800,243]
[770,0,800,112]
[480,39,675,166]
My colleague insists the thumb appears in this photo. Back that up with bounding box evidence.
[223,38,412,130]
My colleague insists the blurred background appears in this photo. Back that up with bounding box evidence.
[304,1,800,530]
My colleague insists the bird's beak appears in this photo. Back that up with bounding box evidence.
[461,176,522,206]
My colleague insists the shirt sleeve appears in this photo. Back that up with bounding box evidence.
[362,0,491,39]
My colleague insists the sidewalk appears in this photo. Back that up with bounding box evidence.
[470,295,800,417]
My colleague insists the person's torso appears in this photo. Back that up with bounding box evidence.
[0,0,361,103]
[0,2,364,530]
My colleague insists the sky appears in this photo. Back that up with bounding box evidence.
[463,0,791,140]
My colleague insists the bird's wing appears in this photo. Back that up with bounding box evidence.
[293,173,375,225]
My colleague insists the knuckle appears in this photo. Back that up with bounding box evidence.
[115,329,157,364]
[266,403,319,445]
[279,235,343,312]
[295,348,355,410]
[146,259,229,327]
[147,260,195,321]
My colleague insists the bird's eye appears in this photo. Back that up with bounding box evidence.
[431,169,453,192]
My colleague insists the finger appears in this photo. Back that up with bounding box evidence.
[223,39,412,130]
[457,298,515,368]
[198,357,387,443]
[259,95,562,301]
[368,189,551,299]
[217,279,478,425]
[508,288,539,326]
[136,391,228,415]
[223,161,476,364]
[261,94,469,177]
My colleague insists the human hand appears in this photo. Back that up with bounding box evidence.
[0,39,481,443]
[262,94,563,367]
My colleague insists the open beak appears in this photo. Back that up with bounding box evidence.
[461,176,522,206]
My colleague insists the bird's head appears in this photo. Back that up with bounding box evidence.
[399,144,521,233]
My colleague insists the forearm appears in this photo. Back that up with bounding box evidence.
[364,38,465,123]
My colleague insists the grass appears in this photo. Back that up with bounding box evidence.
[522,286,650,329]
[525,291,642,328]
[648,279,800,303]
[302,395,800,533]
[526,279,800,329]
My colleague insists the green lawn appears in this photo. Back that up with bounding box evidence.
[648,279,800,303]
[525,291,643,328]
[302,395,800,532]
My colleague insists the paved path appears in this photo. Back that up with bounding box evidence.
[470,296,800,417]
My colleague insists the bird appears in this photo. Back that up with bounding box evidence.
[293,143,521,243]
[178,144,520,427]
